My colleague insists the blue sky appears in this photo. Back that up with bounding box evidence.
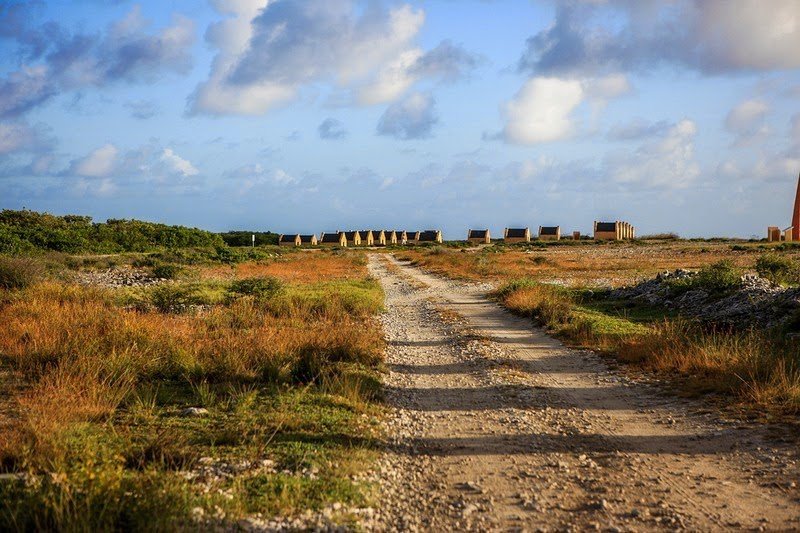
[1,0,799,238]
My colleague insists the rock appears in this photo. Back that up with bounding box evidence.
[610,270,800,329]
[180,407,209,417]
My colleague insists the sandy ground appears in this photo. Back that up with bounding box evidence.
[369,254,800,531]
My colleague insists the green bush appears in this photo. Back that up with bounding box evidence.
[218,231,279,247]
[696,260,741,293]
[151,263,182,280]
[755,254,800,285]
[148,284,198,313]
[228,277,284,300]
[0,209,225,254]
[0,256,45,289]
[665,260,741,295]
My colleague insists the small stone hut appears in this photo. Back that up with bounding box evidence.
[767,226,781,242]
[404,231,419,245]
[319,232,347,247]
[538,226,561,241]
[594,221,635,240]
[467,229,491,244]
[370,230,386,246]
[299,234,318,246]
[278,234,301,246]
[504,228,530,243]
[356,231,373,246]
[383,231,398,245]
[344,231,362,246]
[418,230,443,244]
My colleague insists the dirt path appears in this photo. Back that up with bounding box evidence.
[369,254,800,531]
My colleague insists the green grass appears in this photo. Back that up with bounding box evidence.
[268,279,384,319]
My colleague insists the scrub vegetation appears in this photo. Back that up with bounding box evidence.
[0,250,385,530]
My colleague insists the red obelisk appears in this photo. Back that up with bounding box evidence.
[794,172,800,241]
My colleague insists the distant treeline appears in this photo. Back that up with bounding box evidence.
[219,231,280,247]
[0,210,226,254]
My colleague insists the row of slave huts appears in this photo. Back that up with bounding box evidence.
[278,230,443,247]
[467,221,636,243]
[279,221,635,247]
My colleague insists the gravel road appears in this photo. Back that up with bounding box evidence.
[368,254,800,531]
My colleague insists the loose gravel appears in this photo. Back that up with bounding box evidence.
[367,254,800,531]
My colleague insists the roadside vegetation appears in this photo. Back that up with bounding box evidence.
[401,245,800,415]
[0,250,385,530]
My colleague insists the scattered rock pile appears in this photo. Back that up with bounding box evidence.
[610,270,800,328]
[76,268,165,288]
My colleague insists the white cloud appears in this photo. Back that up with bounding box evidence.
[0,6,195,119]
[357,49,423,105]
[0,121,51,155]
[725,99,770,144]
[160,148,198,177]
[606,119,699,189]
[502,77,584,144]
[190,1,477,115]
[376,92,438,140]
[70,143,118,178]
[587,73,631,100]
[521,0,800,76]
[191,1,423,115]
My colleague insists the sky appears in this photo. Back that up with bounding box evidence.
[1,0,799,239]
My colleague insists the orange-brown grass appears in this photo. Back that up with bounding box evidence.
[0,281,383,470]
[618,322,800,412]
[199,251,367,283]
[400,242,760,287]
[495,277,800,414]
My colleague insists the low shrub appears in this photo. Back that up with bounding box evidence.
[755,254,800,286]
[640,232,679,240]
[228,276,284,300]
[148,284,198,313]
[695,260,741,293]
[0,256,45,289]
[151,263,182,280]
[667,260,741,295]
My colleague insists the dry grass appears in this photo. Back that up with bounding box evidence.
[0,252,385,528]
[495,277,800,414]
[618,322,800,411]
[199,251,368,283]
[400,242,767,287]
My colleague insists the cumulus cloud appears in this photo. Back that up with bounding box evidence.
[0,120,53,155]
[224,163,308,196]
[161,148,199,177]
[318,118,347,140]
[502,77,583,144]
[62,142,201,194]
[605,119,700,189]
[190,0,477,115]
[519,1,800,76]
[0,4,194,118]
[409,40,480,82]
[377,92,438,140]
[725,99,770,145]
[585,74,631,101]
[69,144,119,178]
